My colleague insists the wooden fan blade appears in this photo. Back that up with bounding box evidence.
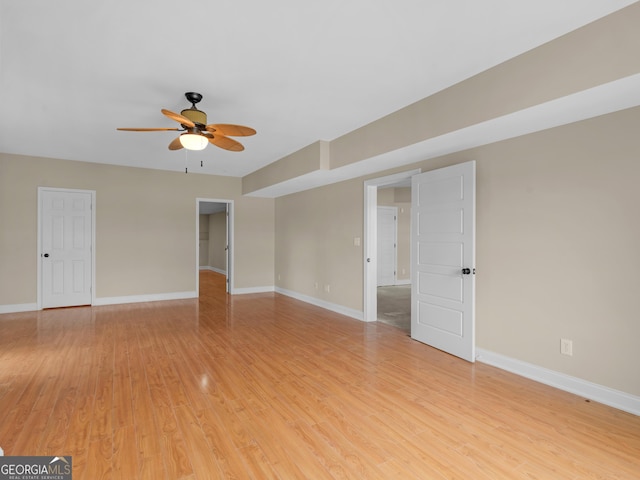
[161,109,195,128]
[205,124,256,137]
[117,127,180,131]
[168,136,183,150]
[208,134,244,152]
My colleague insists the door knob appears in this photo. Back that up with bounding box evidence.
[43,253,49,258]
[461,268,471,275]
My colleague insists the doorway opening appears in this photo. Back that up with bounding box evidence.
[363,169,420,325]
[376,201,412,333]
[196,198,233,297]
[365,162,477,362]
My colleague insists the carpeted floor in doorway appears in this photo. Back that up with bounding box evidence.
[377,284,411,333]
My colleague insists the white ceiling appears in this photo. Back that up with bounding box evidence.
[0,1,637,189]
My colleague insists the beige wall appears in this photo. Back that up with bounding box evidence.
[274,106,640,397]
[473,108,640,397]
[0,153,274,304]
[275,180,363,309]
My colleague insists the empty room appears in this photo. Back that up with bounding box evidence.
[1,1,640,478]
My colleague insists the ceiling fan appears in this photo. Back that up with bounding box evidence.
[117,92,256,152]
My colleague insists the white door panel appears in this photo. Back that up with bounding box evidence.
[417,271,463,302]
[41,189,93,308]
[377,206,397,286]
[418,241,463,268]
[411,161,475,362]
[417,303,463,336]
[418,208,464,234]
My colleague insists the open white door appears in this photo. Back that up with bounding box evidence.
[40,188,94,309]
[411,161,475,362]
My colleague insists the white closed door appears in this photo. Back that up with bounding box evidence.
[41,189,93,308]
[411,161,475,362]
[377,206,397,286]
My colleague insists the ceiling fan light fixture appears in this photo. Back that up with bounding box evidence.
[180,133,208,151]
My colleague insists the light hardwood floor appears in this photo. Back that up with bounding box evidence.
[1,271,639,479]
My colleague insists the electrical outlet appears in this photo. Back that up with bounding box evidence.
[560,338,573,356]
[325,284,330,293]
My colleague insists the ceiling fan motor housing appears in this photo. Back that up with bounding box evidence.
[180,108,207,127]
[180,92,207,127]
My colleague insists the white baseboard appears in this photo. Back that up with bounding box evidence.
[275,287,364,321]
[0,292,198,313]
[94,291,197,306]
[0,303,38,314]
[233,286,275,294]
[199,266,227,275]
[476,348,640,416]
[395,279,411,285]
